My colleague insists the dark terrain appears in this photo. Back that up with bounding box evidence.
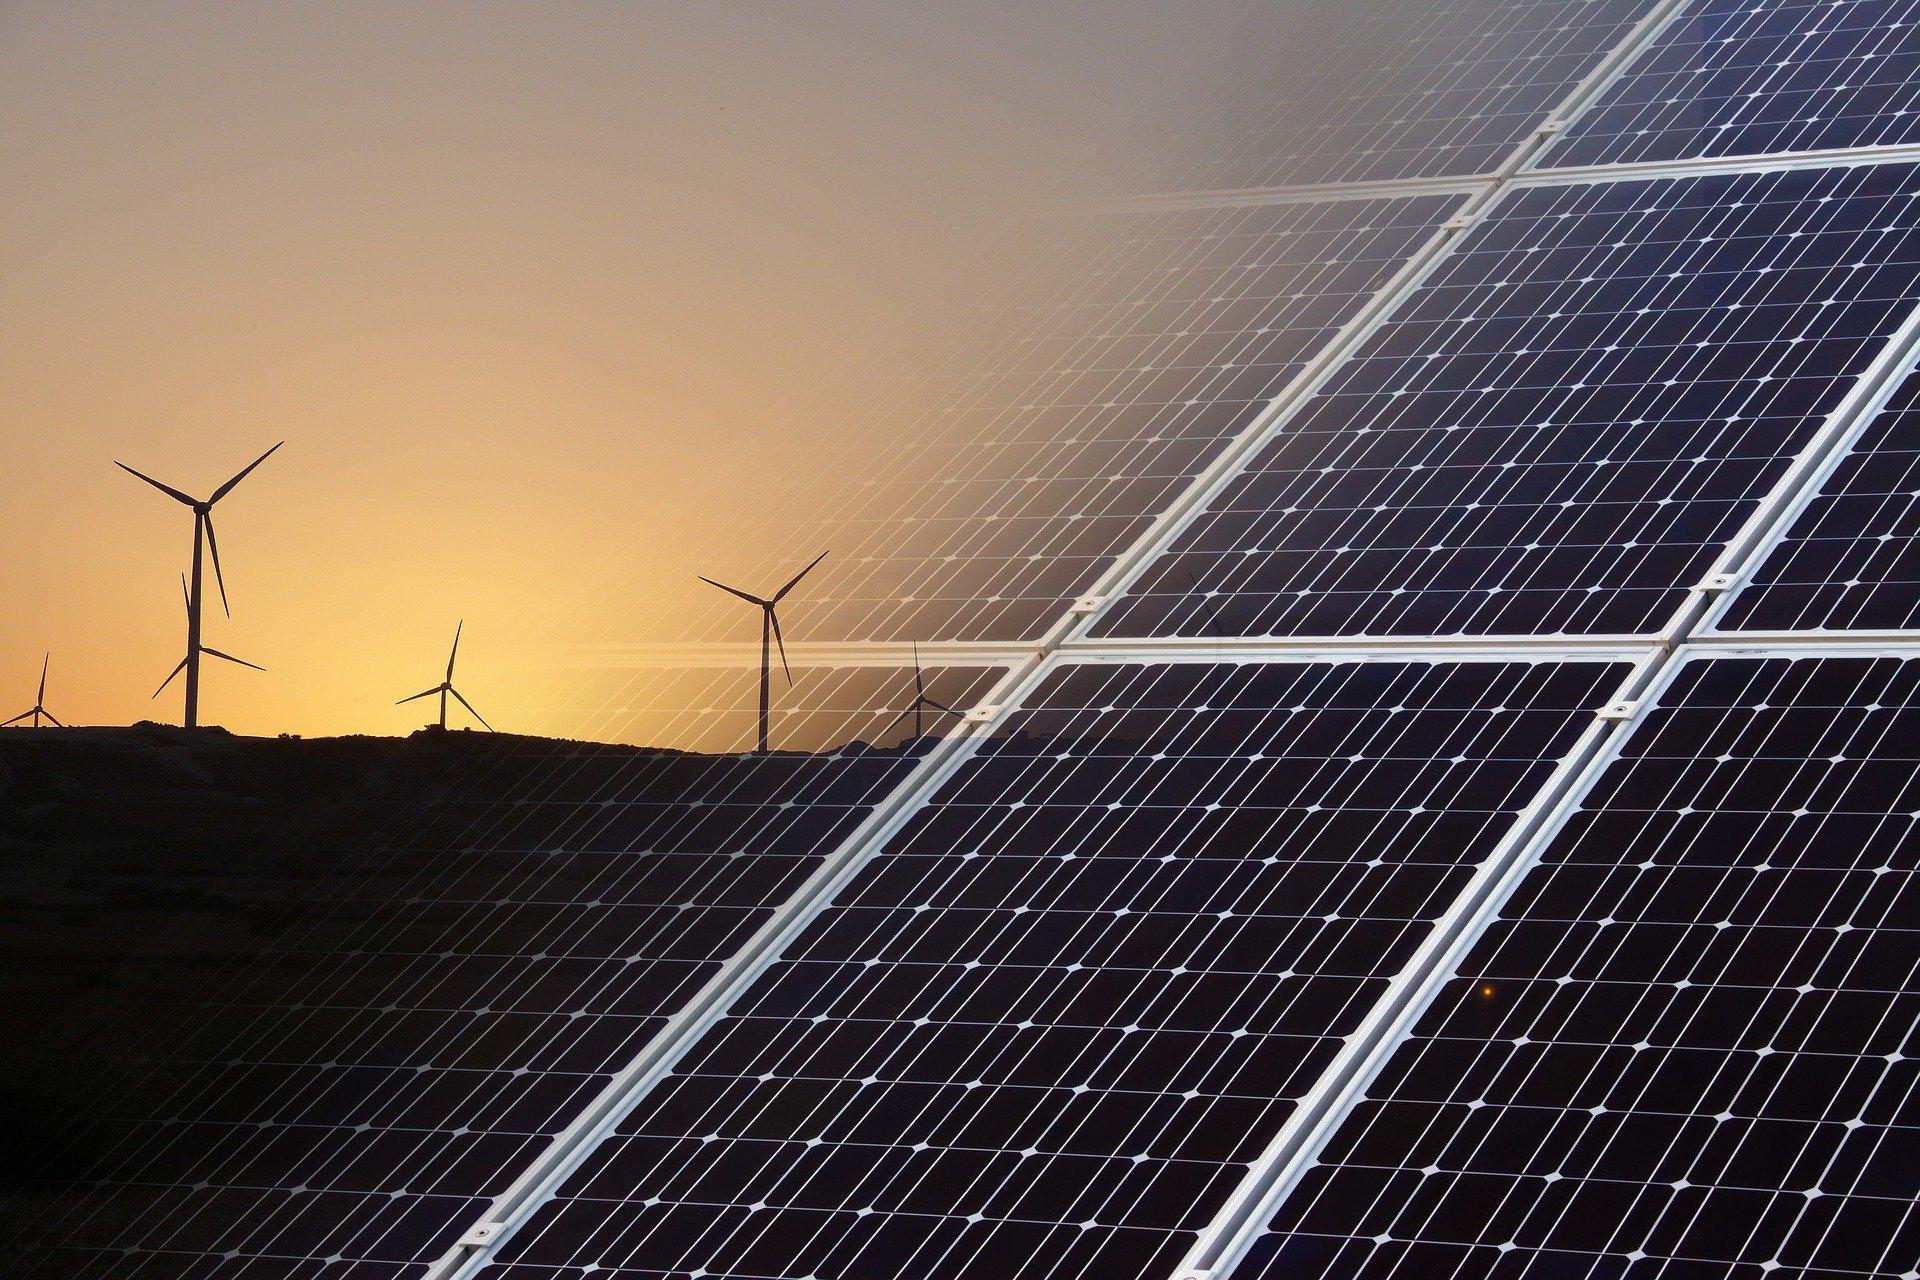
[0,724,718,1238]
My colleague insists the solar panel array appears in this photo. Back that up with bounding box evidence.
[33,4,1920,1279]
[1240,654,1920,1280]
[1091,162,1920,641]
[1543,0,1920,169]
[481,658,1627,1280]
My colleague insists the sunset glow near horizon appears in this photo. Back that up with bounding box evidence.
[1,2,1227,742]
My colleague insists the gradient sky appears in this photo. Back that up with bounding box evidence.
[1,2,1235,739]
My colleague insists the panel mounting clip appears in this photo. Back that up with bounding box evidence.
[1597,699,1640,723]
[1696,571,1739,593]
[456,1221,506,1249]
[1441,213,1475,232]
[965,704,1002,724]
[1069,595,1106,615]
[1538,118,1567,136]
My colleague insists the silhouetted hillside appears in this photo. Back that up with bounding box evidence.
[0,722,917,1258]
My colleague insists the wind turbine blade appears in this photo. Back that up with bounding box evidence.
[209,441,284,503]
[182,572,191,611]
[40,710,63,728]
[922,698,963,718]
[447,620,462,681]
[153,658,188,698]
[204,513,231,615]
[201,646,266,672]
[772,549,830,603]
[396,686,442,705]
[0,710,31,727]
[114,461,198,506]
[879,705,916,740]
[699,576,768,607]
[770,609,793,685]
[38,652,48,704]
[912,642,925,696]
[449,687,494,731]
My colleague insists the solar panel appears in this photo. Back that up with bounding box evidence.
[477,656,1629,1280]
[1237,652,1920,1280]
[1121,0,1655,193]
[1093,162,1920,642]
[17,663,1006,1280]
[601,195,1455,646]
[1544,0,1920,170]
[1717,355,1920,633]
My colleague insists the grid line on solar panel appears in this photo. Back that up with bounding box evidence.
[1089,160,1920,643]
[1232,650,1920,1280]
[592,195,1456,647]
[468,655,1631,1280]
[1542,0,1920,170]
[1716,352,1920,634]
[16,664,1006,1280]
[1113,0,1660,195]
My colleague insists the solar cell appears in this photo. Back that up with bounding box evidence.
[1093,161,1920,642]
[15,663,1004,1280]
[601,195,1455,646]
[1544,0,1920,170]
[1717,355,1920,633]
[1238,652,1920,1280]
[1123,0,1655,193]
[476,656,1629,1280]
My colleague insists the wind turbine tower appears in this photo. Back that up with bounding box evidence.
[116,442,282,728]
[700,550,828,754]
[397,621,494,731]
[3,653,63,728]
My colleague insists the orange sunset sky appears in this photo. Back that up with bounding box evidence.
[1,2,1233,739]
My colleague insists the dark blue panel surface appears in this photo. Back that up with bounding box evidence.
[480,658,1627,1280]
[1097,163,1920,640]
[1241,654,1920,1280]
[1548,0,1920,169]
[1721,358,1920,632]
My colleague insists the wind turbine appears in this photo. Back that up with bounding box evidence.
[396,621,494,731]
[881,644,963,743]
[116,441,282,728]
[3,653,62,728]
[154,573,264,706]
[700,550,828,754]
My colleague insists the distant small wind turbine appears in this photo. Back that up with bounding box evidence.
[155,574,264,704]
[3,653,63,728]
[700,550,828,754]
[397,621,494,731]
[116,441,282,728]
[882,644,963,742]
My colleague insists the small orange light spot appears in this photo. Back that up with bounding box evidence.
[1479,984,1497,999]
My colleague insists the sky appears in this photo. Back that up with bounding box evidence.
[0,2,1237,739]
